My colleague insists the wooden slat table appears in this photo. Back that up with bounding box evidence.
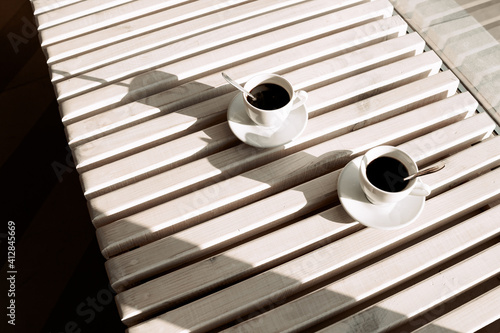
[32,0,500,332]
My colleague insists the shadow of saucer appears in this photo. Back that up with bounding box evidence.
[120,71,182,105]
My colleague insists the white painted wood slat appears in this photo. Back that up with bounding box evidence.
[39,0,204,47]
[46,0,311,76]
[414,285,500,333]
[36,0,136,29]
[317,235,500,333]
[31,0,84,15]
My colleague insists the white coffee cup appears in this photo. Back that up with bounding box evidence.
[243,73,308,128]
[359,146,431,205]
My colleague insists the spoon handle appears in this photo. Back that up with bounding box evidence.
[222,72,256,100]
[404,161,445,181]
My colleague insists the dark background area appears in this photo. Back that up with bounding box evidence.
[1,1,125,332]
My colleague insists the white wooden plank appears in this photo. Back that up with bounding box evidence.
[115,134,500,325]
[47,0,314,76]
[64,15,409,145]
[36,0,135,29]
[39,0,217,47]
[414,285,500,333]
[410,135,500,195]
[31,0,84,15]
[43,0,303,62]
[317,238,500,333]
[125,168,500,332]
[298,51,442,117]
[95,91,477,257]
[114,174,356,325]
[231,211,500,333]
[56,0,394,114]
[105,112,497,295]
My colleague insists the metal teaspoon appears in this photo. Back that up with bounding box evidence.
[404,161,445,181]
[222,72,256,100]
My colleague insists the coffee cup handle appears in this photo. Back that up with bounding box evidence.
[291,90,308,110]
[410,178,431,197]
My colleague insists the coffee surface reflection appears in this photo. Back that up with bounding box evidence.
[366,156,409,192]
[247,83,290,110]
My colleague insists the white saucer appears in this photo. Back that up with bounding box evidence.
[337,156,425,230]
[227,94,308,148]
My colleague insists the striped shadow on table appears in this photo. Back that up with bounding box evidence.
[117,112,499,332]
[87,36,438,227]
[63,0,398,151]
[71,14,410,169]
[95,50,451,258]
[54,0,393,118]
[119,138,500,333]
[114,117,500,327]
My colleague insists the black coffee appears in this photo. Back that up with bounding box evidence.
[247,83,290,110]
[366,156,409,192]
